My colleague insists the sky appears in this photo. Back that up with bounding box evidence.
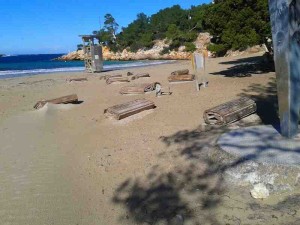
[0,0,210,54]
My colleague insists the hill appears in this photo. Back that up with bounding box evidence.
[91,1,270,56]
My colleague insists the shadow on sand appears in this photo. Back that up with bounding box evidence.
[210,55,275,78]
[111,61,300,225]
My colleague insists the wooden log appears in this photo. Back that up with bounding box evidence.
[168,74,195,82]
[104,99,155,120]
[100,74,122,80]
[131,73,150,80]
[120,82,159,94]
[171,69,189,76]
[67,77,88,82]
[106,77,130,85]
[203,97,257,125]
[34,94,79,109]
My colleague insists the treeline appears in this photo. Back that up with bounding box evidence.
[91,0,270,56]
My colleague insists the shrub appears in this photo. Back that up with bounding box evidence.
[184,42,196,52]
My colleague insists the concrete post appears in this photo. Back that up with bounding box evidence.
[269,0,300,138]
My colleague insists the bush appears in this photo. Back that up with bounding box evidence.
[207,44,228,56]
[184,42,196,52]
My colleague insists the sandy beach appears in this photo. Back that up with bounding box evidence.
[1,53,300,225]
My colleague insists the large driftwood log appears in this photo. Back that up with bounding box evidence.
[34,94,79,109]
[104,99,155,120]
[171,69,189,75]
[203,97,257,125]
[131,73,150,80]
[120,82,159,94]
[106,77,130,85]
[168,74,195,82]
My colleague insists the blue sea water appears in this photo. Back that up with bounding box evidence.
[0,54,171,79]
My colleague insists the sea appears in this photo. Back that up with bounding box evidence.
[0,54,171,79]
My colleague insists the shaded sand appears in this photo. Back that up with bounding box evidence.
[1,53,300,225]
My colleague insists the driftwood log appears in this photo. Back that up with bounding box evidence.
[67,77,88,82]
[104,99,155,120]
[203,97,257,125]
[106,77,130,85]
[120,82,159,94]
[34,94,79,109]
[171,69,189,76]
[168,74,195,82]
[131,73,150,80]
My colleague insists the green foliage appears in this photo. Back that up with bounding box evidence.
[204,0,271,55]
[184,42,196,52]
[91,0,271,56]
[207,44,228,57]
[117,13,153,52]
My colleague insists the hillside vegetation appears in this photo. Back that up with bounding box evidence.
[91,0,271,56]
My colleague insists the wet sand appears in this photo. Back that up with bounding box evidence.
[1,53,300,225]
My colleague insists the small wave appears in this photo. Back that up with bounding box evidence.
[1,54,17,57]
[0,67,84,77]
[0,60,174,78]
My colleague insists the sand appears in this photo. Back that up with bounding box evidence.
[1,53,300,225]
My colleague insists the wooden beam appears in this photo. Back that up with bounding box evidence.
[171,69,189,76]
[106,77,130,85]
[34,94,79,109]
[120,82,159,94]
[104,99,155,120]
[131,73,150,80]
[203,97,256,125]
[66,78,88,82]
[168,74,195,82]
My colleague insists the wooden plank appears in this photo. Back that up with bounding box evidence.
[67,77,88,82]
[131,73,150,80]
[120,83,158,94]
[34,94,78,109]
[203,97,257,125]
[106,77,130,84]
[104,99,155,120]
[168,74,195,82]
[171,69,189,75]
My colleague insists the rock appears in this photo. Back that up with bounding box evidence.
[170,214,184,225]
[250,183,270,199]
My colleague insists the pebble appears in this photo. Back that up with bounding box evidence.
[250,183,269,199]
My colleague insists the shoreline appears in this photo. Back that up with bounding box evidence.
[0,59,176,80]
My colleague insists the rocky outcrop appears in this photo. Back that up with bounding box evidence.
[58,51,85,61]
[57,33,212,61]
[225,45,268,57]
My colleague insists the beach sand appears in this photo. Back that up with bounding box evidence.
[1,53,300,225]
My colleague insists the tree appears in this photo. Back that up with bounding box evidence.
[204,0,271,55]
[104,13,119,42]
[117,13,153,52]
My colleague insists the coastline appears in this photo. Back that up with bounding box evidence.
[0,59,175,80]
[2,53,299,225]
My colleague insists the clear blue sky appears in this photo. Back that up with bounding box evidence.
[0,0,211,54]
